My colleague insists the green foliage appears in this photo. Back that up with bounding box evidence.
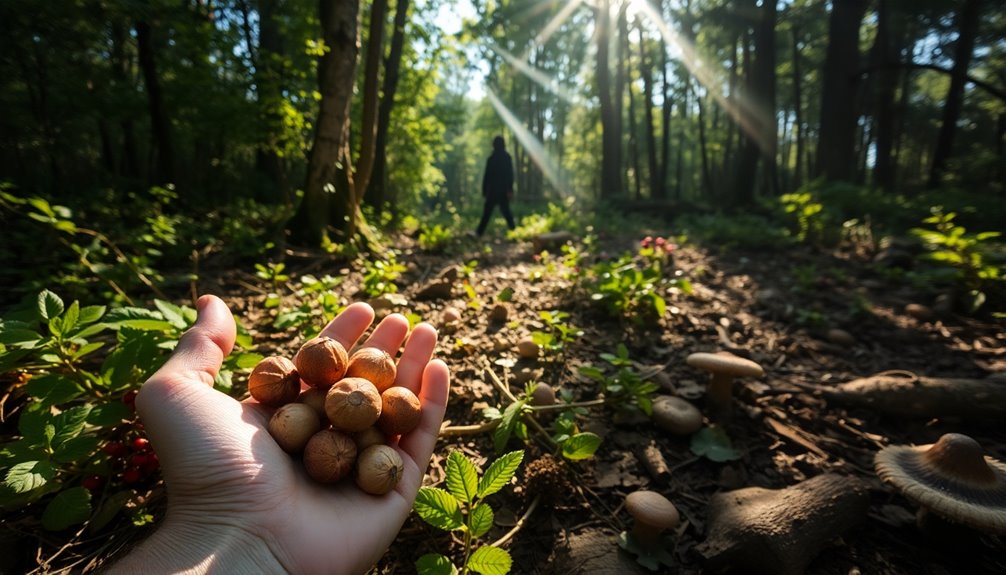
[360,252,406,298]
[529,310,582,356]
[910,207,1004,313]
[780,191,827,244]
[690,426,742,462]
[419,224,455,252]
[0,290,258,530]
[582,237,690,323]
[508,198,583,241]
[414,451,523,575]
[675,213,790,251]
[270,274,346,336]
[577,344,659,416]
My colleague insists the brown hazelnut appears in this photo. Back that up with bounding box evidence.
[530,383,556,406]
[294,337,349,389]
[354,426,387,452]
[303,430,357,483]
[248,356,300,406]
[268,403,322,453]
[378,386,422,435]
[345,347,397,392]
[517,338,540,360]
[298,387,329,422]
[325,377,382,432]
[355,444,405,495]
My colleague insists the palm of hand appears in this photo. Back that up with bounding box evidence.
[135,297,449,575]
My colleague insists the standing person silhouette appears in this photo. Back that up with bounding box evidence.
[475,135,515,237]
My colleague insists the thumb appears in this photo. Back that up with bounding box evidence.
[136,295,237,446]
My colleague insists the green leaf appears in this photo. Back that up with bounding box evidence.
[25,374,84,408]
[650,293,667,316]
[62,301,80,333]
[466,545,512,575]
[561,432,602,460]
[53,435,98,463]
[42,487,91,531]
[492,401,525,454]
[38,291,64,321]
[416,553,459,575]
[18,407,50,443]
[477,451,524,498]
[469,502,494,538]
[496,287,514,302]
[413,487,464,531]
[88,490,132,533]
[690,426,742,462]
[71,341,105,361]
[51,405,93,448]
[233,352,264,369]
[4,460,55,494]
[0,326,43,348]
[76,305,106,326]
[445,451,479,504]
[87,402,131,428]
[154,300,188,329]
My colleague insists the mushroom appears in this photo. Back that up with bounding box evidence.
[686,352,764,421]
[617,490,679,570]
[875,432,1006,534]
[651,396,703,436]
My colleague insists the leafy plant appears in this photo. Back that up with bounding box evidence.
[690,426,742,462]
[780,191,826,244]
[360,251,406,297]
[0,290,259,532]
[529,310,581,356]
[577,344,659,416]
[414,451,524,575]
[255,261,290,295]
[271,274,346,336]
[418,224,454,252]
[582,239,691,324]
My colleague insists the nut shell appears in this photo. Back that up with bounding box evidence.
[354,426,387,452]
[294,337,349,388]
[248,356,300,406]
[298,387,329,422]
[378,386,422,435]
[345,347,397,392]
[530,383,556,406]
[326,377,382,432]
[303,430,357,483]
[268,403,322,453]
[355,444,405,495]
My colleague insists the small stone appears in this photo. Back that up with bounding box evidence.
[826,328,856,347]
[905,303,934,321]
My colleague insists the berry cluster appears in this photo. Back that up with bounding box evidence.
[84,390,158,495]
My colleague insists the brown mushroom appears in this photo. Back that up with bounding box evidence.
[875,433,1006,534]
[651,396,703,436]
[686,352,764,421]
[618,490,678,570]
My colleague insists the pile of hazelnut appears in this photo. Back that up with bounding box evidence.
[249,336,421,495]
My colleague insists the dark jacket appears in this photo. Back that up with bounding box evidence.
[482,149,514,200]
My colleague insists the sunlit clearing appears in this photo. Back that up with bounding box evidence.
[486,87,571,198]
[490,44,582,106]
[634,2,773,155]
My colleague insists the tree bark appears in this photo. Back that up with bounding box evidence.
[791,23,804,192]
[928,0,982,188]
[367,0,410,215]
[597,0,621,199]
[872,0,903,192]
[290,0,361,247]
[815,0,867,182]
[355,0,388,204]
[731,0,776,204]
[255,0,290,204]
[637,16,660,200]
[135,19,175,185]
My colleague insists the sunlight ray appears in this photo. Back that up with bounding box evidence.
[521,0,584,60]
[635,1,773,154]
[486,87,571,198]
[490,44,582,105]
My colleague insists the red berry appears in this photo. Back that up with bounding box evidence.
[102,442,128,458]
[82,475,106,493]
[141,454,160,475]
[122,390,138,407]
[122,467,142,484]
[130,453,149,467]
[131,437,151,452]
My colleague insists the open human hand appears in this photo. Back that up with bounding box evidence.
[109,295,450,575]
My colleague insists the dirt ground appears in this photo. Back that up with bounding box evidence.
[354,233,1005,574]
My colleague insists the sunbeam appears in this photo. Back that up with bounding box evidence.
[522,0,584,59]
[486,87,571,198]
[490,44,583,105]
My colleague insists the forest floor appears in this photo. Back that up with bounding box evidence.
[25,226,1006,574]
[332,230,1004,575]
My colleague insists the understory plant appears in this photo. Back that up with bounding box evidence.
[0,290,259,532]
[413,450,524,575]
[583,237,691,323]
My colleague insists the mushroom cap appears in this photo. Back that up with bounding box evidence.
[651,395,703,436]
[625,490,680,530]
[875,433,1006,534]
[686,352,764,378]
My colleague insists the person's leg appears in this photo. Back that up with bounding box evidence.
[500,198,516,230]
[476,198,496,236]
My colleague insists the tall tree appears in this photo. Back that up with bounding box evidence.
[637,16,661,199]
[135,19,175,185]
[290,0,361,246]
[355,0,389,202]
[597,0,621,199]
[928,0,982,188]
[815,0,868,182]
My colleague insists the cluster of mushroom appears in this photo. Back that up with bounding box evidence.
[249,337,421,495]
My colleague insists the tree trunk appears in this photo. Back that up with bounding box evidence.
[791,23,804,192]
[367,0,410,215]
[290,0,361,247]
[135,19,175,185]
[815,0,868,182]
[624,20,642,200]
[731,0,776,204]
[355,0,388,204]
[872,0,904,192]
[637,16,661,200]
[597,0,621,199]
[614,4,628,197]
[255,0,290,204]
[928,0,981,188]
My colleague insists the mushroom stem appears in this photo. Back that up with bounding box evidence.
[629,520,665,549]
[706,373,735,420]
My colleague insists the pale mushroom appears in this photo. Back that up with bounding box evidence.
[651,396,703,436]
[875,432,1006,534]
[686,352,764,420]
[618,490,679,570]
